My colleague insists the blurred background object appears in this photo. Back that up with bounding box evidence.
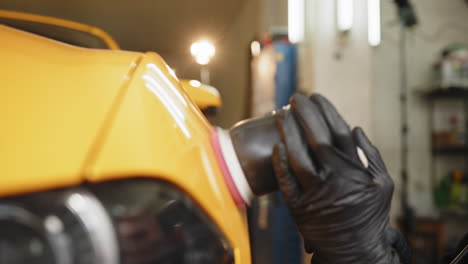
[247,31,301,264]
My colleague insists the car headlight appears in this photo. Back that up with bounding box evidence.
[0,188,118,264]
[0,179,234,264]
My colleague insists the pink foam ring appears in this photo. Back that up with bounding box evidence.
[210,127,246,207]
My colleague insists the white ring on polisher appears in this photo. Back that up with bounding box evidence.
[216,127,253,205]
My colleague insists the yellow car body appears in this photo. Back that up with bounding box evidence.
[179,79,222,115]
[0,9,120,50]
[0,9,221,112]
[0,24,249,263]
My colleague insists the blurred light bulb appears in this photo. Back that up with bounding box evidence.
[191,40,216,65]
[251,41,261,56]
[195,56,210,65]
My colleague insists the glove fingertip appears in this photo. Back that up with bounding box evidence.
[352,127,366,141]
[311,94,351,130]
[309,94,334,112]
[352,127,392,184]
[352,127,375,153]
[290,93,332,146]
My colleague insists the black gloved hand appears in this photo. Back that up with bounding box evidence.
[386,228,412,264]
[272,93,400,263]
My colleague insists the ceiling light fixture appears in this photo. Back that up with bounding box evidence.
[337,0,354,32]
[368,0,381,46]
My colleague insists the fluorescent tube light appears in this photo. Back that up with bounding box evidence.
[337,0,354,31]
[288,0,304,43]
[368,0,381,46]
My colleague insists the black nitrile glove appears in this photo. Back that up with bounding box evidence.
[272,93,402,263]
[386,228,411,264]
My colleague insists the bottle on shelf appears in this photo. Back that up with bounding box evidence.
[459,173,468,208]
[435,173,451,209]
[435,170,468,209]
[450,170,463,208]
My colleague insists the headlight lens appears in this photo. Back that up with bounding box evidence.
[0,204,55,264]
[90,179,234,264]
[0,188,118,264]
[0,179,234,264]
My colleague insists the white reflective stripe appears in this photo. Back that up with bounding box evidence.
[147,63,187,106]
[143,63,191,139]
[357,147,369,168]
[216,127,253,205]
[66,190,119,264]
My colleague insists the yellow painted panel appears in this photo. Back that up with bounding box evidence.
[1,25,251,263]
[0,9,120,49]
[86,53,251,264]
[180,79,222,109]
[0,25,140,197]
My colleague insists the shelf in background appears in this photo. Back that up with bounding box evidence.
[432,145,468,155]
[438,208,468,219]
[420,87,468,100]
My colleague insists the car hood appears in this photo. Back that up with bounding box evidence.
[0,25,141,197]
